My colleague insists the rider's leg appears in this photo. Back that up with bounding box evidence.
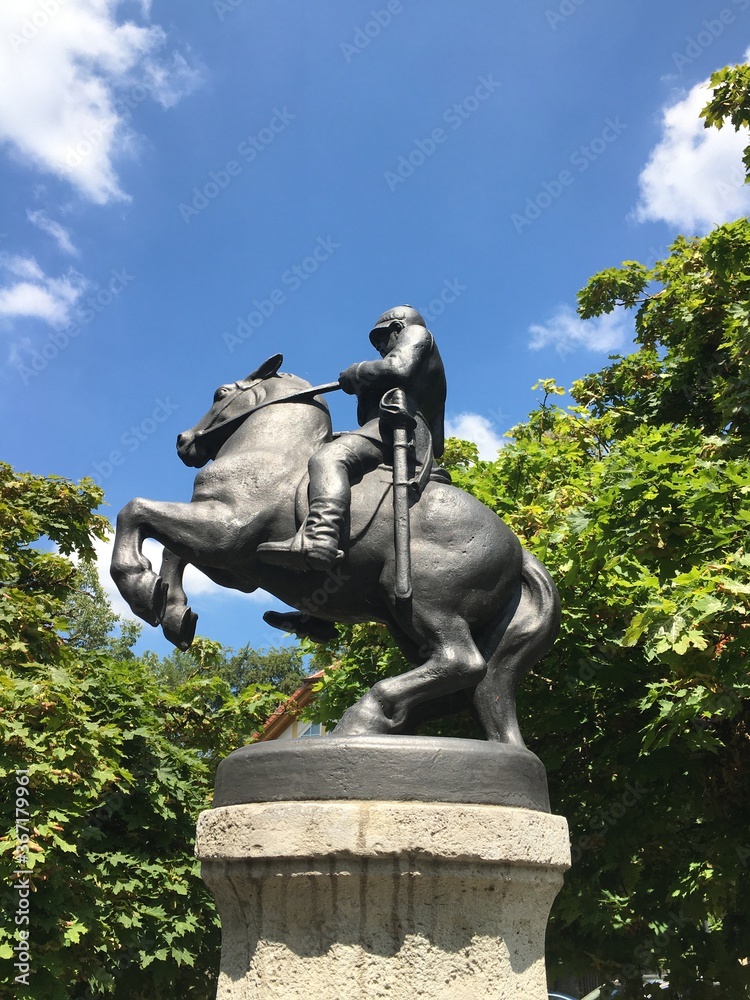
[256,429,384,571]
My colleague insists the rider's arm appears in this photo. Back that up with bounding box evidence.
[345,326,432,393]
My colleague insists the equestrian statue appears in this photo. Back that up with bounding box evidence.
[111,305,560,742]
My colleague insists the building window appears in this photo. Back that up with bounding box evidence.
[298,722,322,739]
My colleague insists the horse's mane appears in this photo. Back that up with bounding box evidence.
[259,371,332,427]
[275,371,312,388]
[234,371,312,408]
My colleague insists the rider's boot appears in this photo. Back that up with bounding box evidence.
[256,497,346,572]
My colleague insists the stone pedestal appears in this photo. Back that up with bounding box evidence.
[196,799,570,999]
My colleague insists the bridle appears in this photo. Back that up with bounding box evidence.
[193,377,340,444]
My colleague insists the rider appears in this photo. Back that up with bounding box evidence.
[257,305,447,573]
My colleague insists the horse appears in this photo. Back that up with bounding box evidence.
[110,355,560,742]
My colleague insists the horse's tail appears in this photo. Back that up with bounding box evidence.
[472,548,561,744]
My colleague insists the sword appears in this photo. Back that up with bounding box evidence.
[289,381,342,399]
[380,388,416,604]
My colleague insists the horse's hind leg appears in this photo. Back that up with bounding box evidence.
[334,609,487,737]
[473,550,561,745]
[159,550,198,650]
[374,621,477,735]
[473,626,525,745]
[399,690,476,735]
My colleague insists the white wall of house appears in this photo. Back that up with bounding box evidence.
[275,720,325,741]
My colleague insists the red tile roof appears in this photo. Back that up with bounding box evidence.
[256,669,326,741]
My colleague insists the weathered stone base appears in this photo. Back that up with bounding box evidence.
[196,801,571,999]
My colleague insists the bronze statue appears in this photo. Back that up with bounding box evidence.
[111,307,559,742]
[257,305,445,573]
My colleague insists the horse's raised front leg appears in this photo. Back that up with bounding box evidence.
[111,497,236,627]
[159,549,198,650]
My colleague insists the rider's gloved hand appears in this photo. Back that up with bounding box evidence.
[338,364,360,394]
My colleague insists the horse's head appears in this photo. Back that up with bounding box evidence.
[177,354,310,467]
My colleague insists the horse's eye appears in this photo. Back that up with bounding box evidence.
[214,386,230,402]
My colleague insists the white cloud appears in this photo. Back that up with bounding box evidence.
[634,75,750,233]
[27,209,78,255]
[445,412,505,459]
[528,303,633,356]
[0,253,87,324]
[0,1,202,204]
[1,255,44,281]
[141,51,203,109]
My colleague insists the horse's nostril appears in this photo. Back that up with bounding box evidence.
[177,433,187,448]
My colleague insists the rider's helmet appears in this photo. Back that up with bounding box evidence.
[369,305,426,348]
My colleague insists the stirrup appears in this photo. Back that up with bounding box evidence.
[257,531,343,572]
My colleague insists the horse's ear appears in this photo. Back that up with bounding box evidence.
[247,354,283,381]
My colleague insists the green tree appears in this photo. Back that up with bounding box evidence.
[149,639,306,696]
[0,462,109,672]
[61,558,141,659]
[701,60,750,180]
[0,463,286,999]
[575,217,750,443]
[306,72,750,997]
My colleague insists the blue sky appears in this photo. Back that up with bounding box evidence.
[2,0,749,656]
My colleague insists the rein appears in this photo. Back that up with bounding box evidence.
[194,380,341,444]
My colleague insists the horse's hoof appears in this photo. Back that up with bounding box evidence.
[263,611,337,644]
[163,605,198,650]
[131,574,169,627]
[333,695,393,737]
